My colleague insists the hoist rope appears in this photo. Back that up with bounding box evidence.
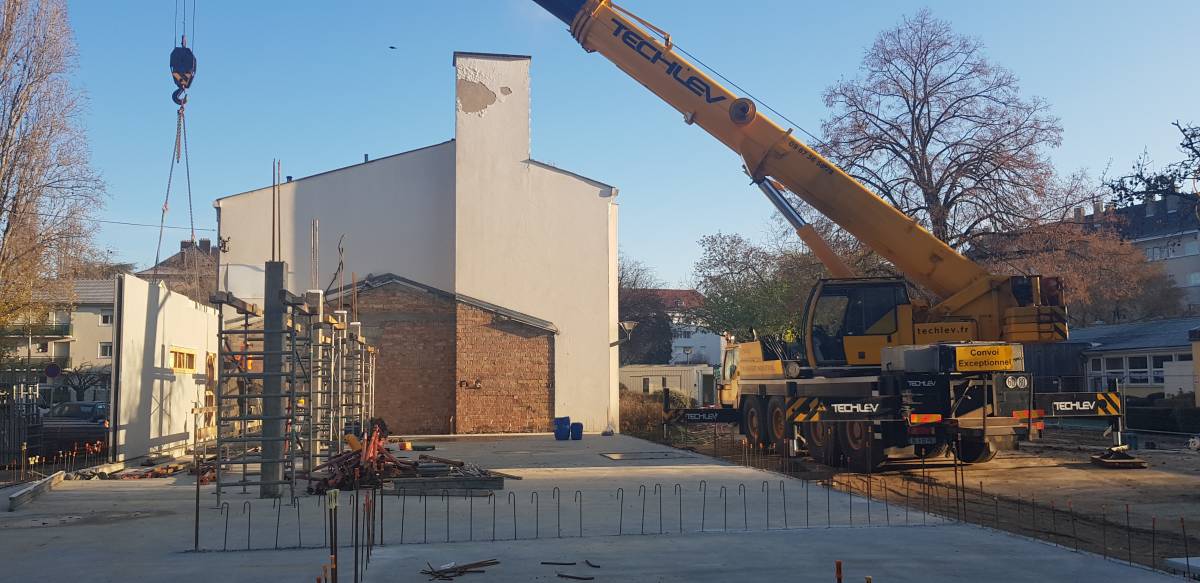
[152,1,199,284]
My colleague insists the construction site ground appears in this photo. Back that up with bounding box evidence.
[0,433,1189,582]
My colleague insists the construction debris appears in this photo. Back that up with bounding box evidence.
[307,428,513,494]
[556,572,595,581]
[420,559,500,580]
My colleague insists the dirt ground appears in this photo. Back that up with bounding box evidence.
[655,424,1200,573]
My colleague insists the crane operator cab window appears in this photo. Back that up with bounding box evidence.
[808,281,909,366]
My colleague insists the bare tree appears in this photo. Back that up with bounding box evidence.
[617,252,661,291]
[58,362,110,402]
[0,0,102,329]
[1105,121,1200,206]
[821,9,1063,249]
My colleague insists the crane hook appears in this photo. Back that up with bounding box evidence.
[170,37,196,105]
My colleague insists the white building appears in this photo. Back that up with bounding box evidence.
[619,364,717,405]
[214,53,620,432]
[636,289,723,366]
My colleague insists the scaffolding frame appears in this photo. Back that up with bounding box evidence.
[209,261,375,504]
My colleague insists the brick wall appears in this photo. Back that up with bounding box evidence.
[454,303,554,433]
[354,285,456,434]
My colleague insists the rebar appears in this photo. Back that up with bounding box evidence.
[442,490,450,542]
[575,491,583,537]
[739,484,748,531]
[466,491,474,541]
[719,486,728,532]
[698,481,706,532]
[780,481,788,529]
[399,489,406,544]
[220,502,230,551]
[674,484,683,533]
[422,493,428,544]
[1050,500,1058,546]
[1126,504,1133,565]
[531,491,540,539]
[1182,517,1191,577]
[275,497,283,549]
[553,487,562,538]
[826,479,831,527]
[243,501,252,550]
[297,498,303,548]
[1101,504,1107,559]
[616,488,624,535]
[638,485,647,535]
[1151,516,1157,571]
[488,492,497,542]
[654,484,663,534]
[762,481,770,530]
[508,491,517,540]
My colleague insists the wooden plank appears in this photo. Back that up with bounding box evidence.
[8,471,65,512]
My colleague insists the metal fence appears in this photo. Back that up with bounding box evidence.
[0,385,42,486]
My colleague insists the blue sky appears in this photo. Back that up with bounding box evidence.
[68,0,1199,285]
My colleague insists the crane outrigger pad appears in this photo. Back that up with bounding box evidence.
[1090,445,1147,469]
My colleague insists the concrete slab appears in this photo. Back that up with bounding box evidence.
[364,527,1178,583]
[0,434,1184,582]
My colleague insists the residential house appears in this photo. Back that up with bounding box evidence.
[1079,196,1200,308]
[135,238,218,304]
[635,289,722,366]
[1071,315,1200,399]
[0,280,116,402]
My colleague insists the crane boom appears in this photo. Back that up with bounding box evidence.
[533,0,985,299]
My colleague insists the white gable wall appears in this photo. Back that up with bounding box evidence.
[453,54,619,432]
[215,141,456,303]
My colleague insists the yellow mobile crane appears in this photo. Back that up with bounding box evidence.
[532,0,1123,470]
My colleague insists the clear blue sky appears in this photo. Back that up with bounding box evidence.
[68,0,1199,285]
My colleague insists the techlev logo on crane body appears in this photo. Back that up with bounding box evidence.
[610,19,727,105]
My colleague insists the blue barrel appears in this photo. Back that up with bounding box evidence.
[554,416,571,441]
[570,422,583,440]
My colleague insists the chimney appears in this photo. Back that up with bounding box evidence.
[1092,201,1103,216]
[198,238,211,254]
[180,240,193,252]
[1073,207,1083,222]
[1146,199,1156,217]
[453,52,532,165]
[286,175,292,182]
[363,154,369,163]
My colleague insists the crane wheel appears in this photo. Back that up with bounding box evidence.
[802,421,838,466]
[741,397,768,449]
[839,421,884,473]
[766,397,790,455]
[956,439,997,464]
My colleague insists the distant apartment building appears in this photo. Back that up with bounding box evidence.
[1084,195,1200,308]
[0,280,116,401]
[636,289,722,366]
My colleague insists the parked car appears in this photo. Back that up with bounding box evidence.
[42,401,109,455]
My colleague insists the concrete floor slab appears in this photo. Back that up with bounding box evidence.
[0,434,1185,582]
[364,527,1178,583]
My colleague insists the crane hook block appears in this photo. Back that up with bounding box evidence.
[170,45,197,97]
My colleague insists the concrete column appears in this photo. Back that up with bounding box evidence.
[261,261,286,498]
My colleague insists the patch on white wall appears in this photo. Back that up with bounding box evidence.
[456,79,497,114]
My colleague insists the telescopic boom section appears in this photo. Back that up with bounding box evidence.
[531,0,989,300]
